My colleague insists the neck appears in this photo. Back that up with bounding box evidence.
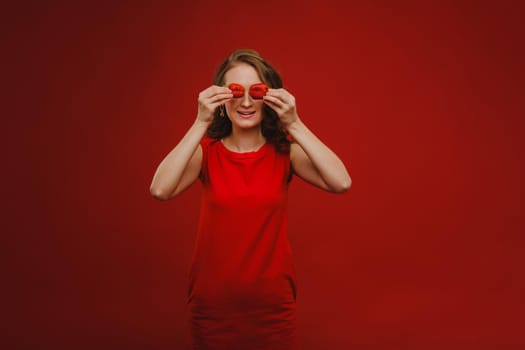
[224,126,265,152]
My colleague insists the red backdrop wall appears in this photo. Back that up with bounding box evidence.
[4,1,524,349]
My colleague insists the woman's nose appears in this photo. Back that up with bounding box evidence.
[240,91,253,107]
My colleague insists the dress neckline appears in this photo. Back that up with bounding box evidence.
[218,138,269,159]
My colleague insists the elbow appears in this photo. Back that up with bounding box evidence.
[332,177,352,194]
[150,186,171,201]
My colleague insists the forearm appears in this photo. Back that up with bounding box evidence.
[150,119,208,198]
[288,119,351,191]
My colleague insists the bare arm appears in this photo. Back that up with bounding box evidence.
[149,85,233,201]
[289,121,351,193]
[263,88,351,194]
[149,120,207,200]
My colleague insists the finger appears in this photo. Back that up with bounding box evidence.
[202,85,232,98]
[207,92,233,104]
[208,93,234,107]
[209,99,230,111]
[267,88,288,94]
[208,102,222,112]
[263,95,284,108]
[266,90,292,105]
[211,84,232,92]
[263,98,283,113]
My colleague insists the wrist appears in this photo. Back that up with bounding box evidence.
[286,118,305,135]
[193,118,211,137]
[194,117,211,128]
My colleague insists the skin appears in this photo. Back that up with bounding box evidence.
[150,63,351,200]
[222,63,267,152]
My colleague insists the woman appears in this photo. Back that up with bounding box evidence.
[150,49,351,349]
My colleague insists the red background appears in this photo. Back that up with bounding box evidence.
[3,1,524,349]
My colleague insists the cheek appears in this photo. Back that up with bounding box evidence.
[225,100,239,113]
[255,102,265,113]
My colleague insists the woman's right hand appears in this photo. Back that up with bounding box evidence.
[196,85,233,124]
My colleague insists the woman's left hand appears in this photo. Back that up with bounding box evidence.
[263,88,299,129]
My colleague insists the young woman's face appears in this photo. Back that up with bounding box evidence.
[223,63,265,130]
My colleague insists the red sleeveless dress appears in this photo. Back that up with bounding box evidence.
[187,137,298,349]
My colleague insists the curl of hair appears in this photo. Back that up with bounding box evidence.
[206,49,291,153]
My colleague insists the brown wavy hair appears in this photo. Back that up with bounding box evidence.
[207,49,290,153]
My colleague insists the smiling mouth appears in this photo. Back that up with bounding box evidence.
[238,111,255,118]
